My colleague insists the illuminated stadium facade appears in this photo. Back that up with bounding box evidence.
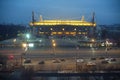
[29,12,96,38]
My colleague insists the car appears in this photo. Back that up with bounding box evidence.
[108,58,117,63]
[76,59,84,63]
[105,58,110,61]
[105,58,116,61]
[38,61,45,64]
[110,58,116,62]
[24,59,31,63]
[87,62,96,66]
[53,59,60,63]
[104,58,117,63]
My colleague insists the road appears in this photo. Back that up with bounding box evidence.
[0,38,120,59]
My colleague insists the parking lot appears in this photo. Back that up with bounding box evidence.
[5,56,120,73]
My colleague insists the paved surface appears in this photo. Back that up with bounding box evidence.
[0,37,120,72]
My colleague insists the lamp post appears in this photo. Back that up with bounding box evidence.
[21,43,28,66]
[52,42,56,58]
[91,39,95,58]
[26,34,30,39]
[52,39,56,59]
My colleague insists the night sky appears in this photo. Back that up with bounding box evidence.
[0,0,120,25]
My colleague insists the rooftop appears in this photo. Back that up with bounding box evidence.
[30,20,96,26]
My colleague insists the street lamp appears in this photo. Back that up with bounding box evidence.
[21,43,28,66]
[53,43,56,47]
[74,28,76,31]
[53,43,56,55]
[91,39,95,58]
[62,28,64,31]
[52,41,56,59]
[52,39,55,43]
[50,28,53,31]
[91,38,95,42]
[22,43,28,52]
[26,33,30,39]
[13,39,16,43]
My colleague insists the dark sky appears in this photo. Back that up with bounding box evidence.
[0,0,120,25]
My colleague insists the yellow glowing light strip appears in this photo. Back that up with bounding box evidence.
[30,20,96,27]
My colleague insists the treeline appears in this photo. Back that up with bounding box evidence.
[0,24,26,41]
